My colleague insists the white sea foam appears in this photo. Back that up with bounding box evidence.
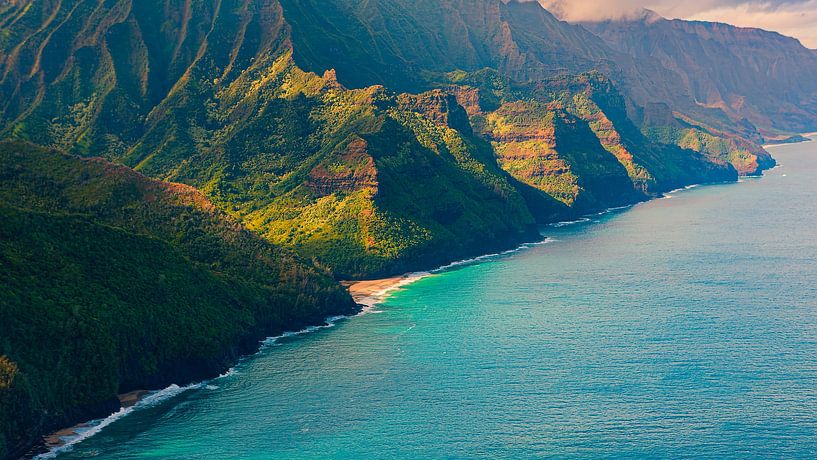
[660,183,708,199]
[595,204,634,215]
[352,271,434,310]
[433,238,557,273]
[549,203,634,227]
[35,310,358,458]
[550,217,591,227]
[33,237,567,457]
[666,183,700,194]
[35,384,202,459]
[352,237,558,309]
[216,367,239,379]
[261,313,355,347]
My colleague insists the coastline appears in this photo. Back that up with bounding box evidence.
[764,132,817,148]
[343,180,749,310]
[30,169,764,459]
[39,391,148,450]
[344,276,428,308]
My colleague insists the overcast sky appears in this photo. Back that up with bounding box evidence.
[537,0,817,48]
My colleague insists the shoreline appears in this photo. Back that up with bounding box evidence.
[30,171,759,459]
[764,132,817,148]
[344,180,740,310]
[343,276,427,307]
[36,391,151,457]
[344,236,566,309]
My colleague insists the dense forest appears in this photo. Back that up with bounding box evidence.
[0,0,807,456]
[0,142,355,458]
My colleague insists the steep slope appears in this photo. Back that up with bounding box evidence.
[585,12,817,138]
[0,0,541,278]
[0,141,355,459]
[276,0,776,171]
[0,0,771,280]
[642,104,776,176]
[278,0,612,92]
[445,70,737,218]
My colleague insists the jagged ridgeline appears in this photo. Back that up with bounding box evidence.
[0,0,749,280]
[0,141,356,458]
[0,0,791,456]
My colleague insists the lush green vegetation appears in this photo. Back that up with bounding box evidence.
[0,2,780,456]
[0,0,753,281]
[0,141,355,458]
[448,70,738,209]
[645,120,776,176]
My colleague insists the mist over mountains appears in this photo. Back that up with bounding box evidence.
[536,0,817,48]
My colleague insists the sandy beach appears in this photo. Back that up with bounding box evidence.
[40,390,149,450]
[42,424,91,449]
[343,275,430,307]
[118,390,149,408]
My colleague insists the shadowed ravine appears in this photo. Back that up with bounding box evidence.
[43,139,817,458]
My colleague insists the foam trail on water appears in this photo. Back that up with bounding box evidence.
[432,238,554,272]
[550,217,591,227]
[353,272,434,310]
[34,237,564,457]
[216,367,239,379]
[34,311,361,458]
[549,203,634,227]
[353,238,557,309]
[34,384,202,459]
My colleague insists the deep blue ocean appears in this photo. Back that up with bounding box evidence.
[51,138,817,458]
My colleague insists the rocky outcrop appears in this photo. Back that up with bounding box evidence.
[307,139,378,196]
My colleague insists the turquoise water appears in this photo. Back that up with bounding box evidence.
[56,139,817,458]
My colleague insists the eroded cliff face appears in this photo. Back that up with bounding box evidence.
[0,1,772,286]
[0,0,543,279]
[0,1,767,259]
[3,0,723,282]
[0,0,790,456]
[273,0,778,169]
[445,71,737,213]
[585,14,817,138]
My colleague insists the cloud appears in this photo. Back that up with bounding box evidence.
[537,0,647,21]
[536,0,817,48]
[685,1,817,48]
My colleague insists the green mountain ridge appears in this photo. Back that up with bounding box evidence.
[0,0,800,456]
[275,0,799,147]
[0,141,355,459]
[0,0,754,277]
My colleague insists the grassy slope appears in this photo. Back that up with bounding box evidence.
[446,70,738,211]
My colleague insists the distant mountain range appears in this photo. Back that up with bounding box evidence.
[585,9,817,139]
[0,0,811,457]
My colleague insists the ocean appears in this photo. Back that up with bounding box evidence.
[49,137,817,458]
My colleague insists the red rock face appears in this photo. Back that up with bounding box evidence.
[396,90,473,134]
[307,138,378,196]
[448,86,483,117]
